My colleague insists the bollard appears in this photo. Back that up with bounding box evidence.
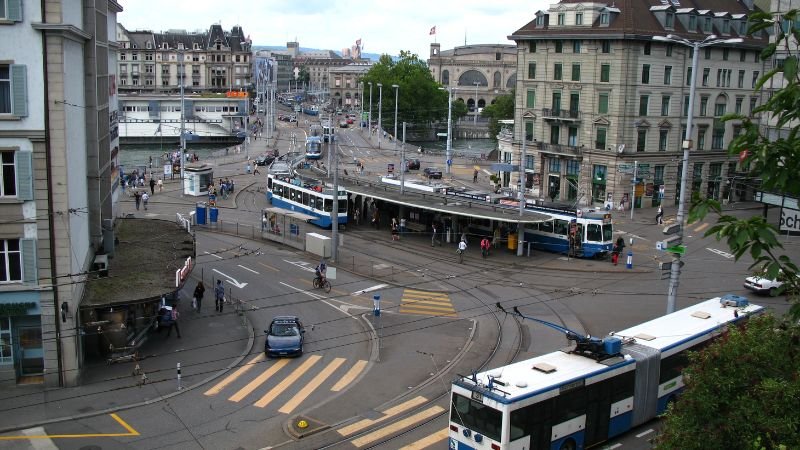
[626,251,633,269]
[373,294,381,317]
[177,362,182,390]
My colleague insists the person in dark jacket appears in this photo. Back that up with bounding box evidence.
[193,281,205,312]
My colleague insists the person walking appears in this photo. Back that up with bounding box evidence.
[611,237,626,266]
[400,217,406,235]
[215,280,225,313]
[149,177,156,195]
[473,169,479,183]
[655,205,664,225]
[431,223,440,247]
[457,238,468,263]
[193,281,205,312]
[480,237,491,258]
[141,192,149,210]
[354,207,360,226]
[157,177,163,192]
[164,306,181,338]
[262,212,268,231]
[133,191,142,210]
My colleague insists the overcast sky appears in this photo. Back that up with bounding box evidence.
[118,0,549,57]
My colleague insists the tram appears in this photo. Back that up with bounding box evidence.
[521,203,614,258]
[266,173,347,228]
[449,295,762,450]
[302,104,319,116]
[305,135,322,160]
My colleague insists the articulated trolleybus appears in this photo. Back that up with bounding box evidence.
[449,295,762,450]
[266,173,347,228]
[522,203,613,258]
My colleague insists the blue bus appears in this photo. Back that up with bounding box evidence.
[266,173,347,228]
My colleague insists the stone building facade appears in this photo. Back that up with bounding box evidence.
[507,0,767,208]
[328,63,372,110]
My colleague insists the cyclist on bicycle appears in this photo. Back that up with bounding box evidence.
[480,237,491,258]
[457,238,467,263]
[315,261,327,284]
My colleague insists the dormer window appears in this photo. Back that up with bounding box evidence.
[146,41,152,49]
[177,43,184,50]
[194,43,200,50]
[600,12,609,24]
[576,13,583,25]
[739,21,747,34]
[722,19,730,33]
[557,13,565,25]
[689,15,697,30]
[666,13,674,28]
[162,43,168,50]
[704,17,712,32]
[536,15,545,26]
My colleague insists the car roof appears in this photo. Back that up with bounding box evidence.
[271,315,300,323]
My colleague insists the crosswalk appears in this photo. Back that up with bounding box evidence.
[398,289,456,317]
[204,354,368,414]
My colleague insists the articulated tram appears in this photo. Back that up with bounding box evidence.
[521,204,614,258]
[266,173,347,228]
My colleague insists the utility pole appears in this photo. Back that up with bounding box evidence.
[377,83,383,146]
[330,125,339,261]
[179,51,185,196]
[443,87,453,175]
[400,122,406,195]
[630,160,638,220]
[517,131,527,257]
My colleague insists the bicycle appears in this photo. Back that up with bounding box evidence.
[313,276,331,293]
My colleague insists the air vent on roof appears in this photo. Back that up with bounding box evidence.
[634,333,656,341]
[532,362,557,374]
[691,311,711,319]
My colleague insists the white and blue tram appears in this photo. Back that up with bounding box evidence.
[266,173,347,228]
[449,295,762,450]
[521,204,613,258]
[305,135,322,160]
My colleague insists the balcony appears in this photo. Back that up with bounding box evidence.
[536,141,583,157]
[542,108,581,122]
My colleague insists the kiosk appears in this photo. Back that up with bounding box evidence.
[184,164,213,197]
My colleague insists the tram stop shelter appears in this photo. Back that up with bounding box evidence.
[184,164,213,196]
[261,207,317,251]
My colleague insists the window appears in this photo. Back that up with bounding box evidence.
[598,93,609,114]
[558,13,565,25]
[689,15,697,30]
[716,68,722,87]
[666,13,674,28]
[132,53,138,61]
[639,95,649,116]
[576,13,583,25]
[704,17,712,32]
[684,95,690,116]
[723,48,729,60]
[637,129,647,152]
[1,151,17,196]
[555,41,563,53]
[600,12,609,24]
[698,127,706,149]
[700,96,708,116]
[641,64,650,84]
[573,40,581,53]
[659,129,668,151]
[712,128,724,149]
[661,95,670,116]
[0,64,27,117]
[704,48,711,60]
[526,89,536,108]
[723,20,730,33]
[735,97,743,114]
[528,62,536,79]
[666,44,673,56]
[600,64,610,82]
[644,42,651,55]
[754,51,759,63]
[664,66,672,85]
[750,97,757,114]
[702,68,710,86]
[0,239,22,282]
[567,160,580,176]
[738,70,745,88]
[529,41,537,53]
[550,125,560,144]
[568,126,578,146]
[601,41,611,53]
[714,101,726,117]
[145,53,153,61]
[571,63,581,81]
[536,15,545,26]
[549,157,561,173]
[595,128,607,149]
[554,63,562,80]
[686,66,692,86]
[120,53,126,61]
[525,121,534,141]
[752,71,759,88]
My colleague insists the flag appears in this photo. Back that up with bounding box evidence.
[429,26,436,35]
[356,38,361,47]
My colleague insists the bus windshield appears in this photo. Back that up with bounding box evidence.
[451,393,502,442]
[603,223,613,242]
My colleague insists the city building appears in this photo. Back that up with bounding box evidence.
[329,63,372,109]
[508,0,768,208]
[427,44,517,119]
[115,23,252,94]
[254,49,292,92]
[0,0,122,387]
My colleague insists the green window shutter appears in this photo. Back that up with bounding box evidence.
[11,65,28,117]
[7,0,23,21]
[16,151,33,200]
[21,238,37,284]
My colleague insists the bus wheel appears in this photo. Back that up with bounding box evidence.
[560,439,577,450]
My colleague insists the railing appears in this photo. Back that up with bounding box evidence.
[541,108,581,120]
[536,142,583,156]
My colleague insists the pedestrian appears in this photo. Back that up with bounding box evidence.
[431,223,439,247]
[372,209,379,229]
[391,221,399,241]
[354,207,360,226]
[215,280,225,313]
[458,238,468,263]
[612,237,625,265]
[492,227,500,249]
[157,177,163,192]
[134,191,141,210]
[164,306,181,338]
[193,281,205,312]
[141,192,149,210]
[149,155,153,169]
[473,169,479,183]
[253,165,260,176]
[400,217,406,235]
[655,205,664,225]
[269,213,276,232]
[262,212,268,231]
[149,177,156,195]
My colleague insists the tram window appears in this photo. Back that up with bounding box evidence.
[587,224,602,241]
[338,199,347,213]
[274,185,282,197]
[267,178,272,189]
[316,197,324,210]
[554,219,569,235]
[540,220,554,233]
[303,192,309,206]
[324,199,332,212]
[603,224,613,241]
[291,189,298,202]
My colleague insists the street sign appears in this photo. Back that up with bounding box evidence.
[665,245,686,255]
[437,132,448,137]
[617,163,634,174]
[490,163,518,172]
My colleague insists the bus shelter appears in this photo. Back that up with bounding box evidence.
[261,207,317,251]
[184,164,213,196]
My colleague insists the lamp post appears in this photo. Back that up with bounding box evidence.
[178,50,185,195]
[377,83,383,145]
[652,33,742,314]
[368,81,373,133]
[439,86,455,175]
[392,84,399,149]
[359,82,363,129]
[473,81,480,126]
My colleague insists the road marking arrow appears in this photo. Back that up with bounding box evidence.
[351,284,389,296]
[212,269,248,288]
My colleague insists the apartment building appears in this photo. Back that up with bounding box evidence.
[0,0,121,387]
[328,63,372,109]
[508,0,767,208]
[116,23,252,94]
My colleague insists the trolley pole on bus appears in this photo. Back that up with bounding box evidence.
[330,126,339,262]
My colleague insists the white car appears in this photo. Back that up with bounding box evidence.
[744,271,797,296]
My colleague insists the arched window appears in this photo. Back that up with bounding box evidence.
[458,70,488,87]
[442,70,450,85]
[493,71,501,88]
[506,73,517,88]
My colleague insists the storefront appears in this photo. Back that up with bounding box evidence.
[591,164,607,204]
[0,292,44,384]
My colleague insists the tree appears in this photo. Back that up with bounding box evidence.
[480,92,515,139]
[657,10,800,448]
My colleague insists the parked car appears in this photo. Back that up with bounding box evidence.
[264,316,305,357]
[255,154,275,166]
[744,270,798,296]
[339,120,349,128]
[423,167,443,179]
[288,115,297,123]
[346,117,354,124]
[406,159,421,170]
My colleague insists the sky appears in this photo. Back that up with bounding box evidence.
[117,0,550,58]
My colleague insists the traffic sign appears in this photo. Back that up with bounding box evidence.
[437,132,448,137]
[665,245,686,255]
[447,159,452,166]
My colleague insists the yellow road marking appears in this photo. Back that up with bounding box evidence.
[351,406,445,447]
[338,396,428,436]
[331,359,368,392]
[278,357,345,414]
[404,289,448,297]
[399,308,458,317]
[254,355,321,408]
[401,299,454,308]
[205,353,265,396]
[0,413,139,440]
[257,262,279,272]
[399,428,450,449]
[694,222,710,233]
[229,358,289,402]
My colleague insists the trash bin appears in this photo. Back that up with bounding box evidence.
[508,233,518,251]
[209,207,219,223]
[196,202,207,225]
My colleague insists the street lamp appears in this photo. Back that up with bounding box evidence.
[392,84,399,149]
[377,83,383,144]
[438,86,455,175]
[473,81,480,126]
[652,33,743,314]
[368,81,373,132]
[178,50,185,195]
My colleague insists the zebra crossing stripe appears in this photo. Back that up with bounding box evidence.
[279,358,345,414]
[331,360,368,392]
[351,406,445,447]
[399,428,450,449]
[205,353,265,396]
[338,396,428,436]
[254,355,322,408]
[229,358,289,402]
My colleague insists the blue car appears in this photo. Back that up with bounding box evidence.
[265,316,305,357]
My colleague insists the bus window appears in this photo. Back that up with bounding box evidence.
[338,199,347,213]
[540,220,554,234]
[554,219,569,236]
[324,198,332,212]
[303,192,309,206]
[587,224,602,241]
[603,224,613,242]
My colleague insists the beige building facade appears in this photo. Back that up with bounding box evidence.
[329,63,371,109]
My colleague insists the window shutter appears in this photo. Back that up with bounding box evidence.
[21,238,37,284]
[11,65,28,117]
[16,151,33,200]
[7,0,23,21]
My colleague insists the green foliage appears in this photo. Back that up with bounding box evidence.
[297,66,310,84]
[360,51,448,130]
[481,92,515,139]
[452,99,468,121]
[654,315,800,450]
